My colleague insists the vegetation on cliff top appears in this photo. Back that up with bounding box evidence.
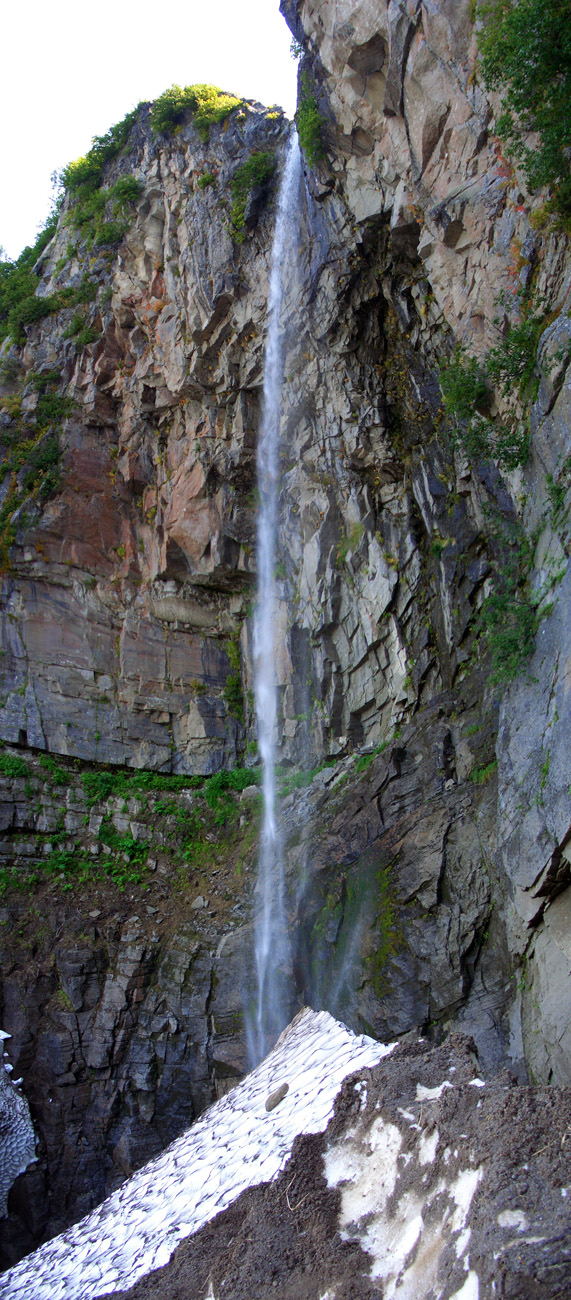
[150,84,243,138]
[0,84,249,347]
[478,0,571,221]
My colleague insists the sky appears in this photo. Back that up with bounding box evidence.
[0,0,298,261]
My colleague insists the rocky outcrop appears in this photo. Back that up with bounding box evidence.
[0,102,290,774]
[0,745,263,1267]
[276,0,571,1079]
[0,1033,36,1219]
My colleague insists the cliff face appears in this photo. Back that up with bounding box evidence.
[1,0,571,1269]
[0,103,290,774]
[276,0,571,1085]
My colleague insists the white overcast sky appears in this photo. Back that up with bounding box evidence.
[1,0,298,260]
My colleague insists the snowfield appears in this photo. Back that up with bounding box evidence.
[0,1009,392,1300]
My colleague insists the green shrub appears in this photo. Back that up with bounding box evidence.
[439,347,487,422]
[38,754,69,785]
[0,754,29,779]
[61,107,140,195]
[478,0,571,221]
[486,308,549,394]
[470,759,498,784]
[23,434,62,497]
[0,209,60,344]
[94,219,129,247]
[74,325,100,349]
[477,519,548,682]
[111,176,143,209]
[228,151,276,240]
[479,586,541,681]
[197,172,215,190]
[150,84,242,139]
[296,75,324,166]
[355,741,389,773]
[223,672,245,721]
[438,309,548,472]
[34,393,73,429]
[28,369,62,392]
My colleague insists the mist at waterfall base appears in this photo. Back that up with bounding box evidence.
[248,132,303,1066]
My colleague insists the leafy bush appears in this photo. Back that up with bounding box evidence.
[22,434,61,495]
[197,172,215,190]
[477,520,547,682]
[296,75,324,166]
[355,741,389,773]
[0,754,29,779]
[150,84,242,139]
[223,672,244,721]
[439,348,487,421]
[38,754,69,785]
[0,211,60,344]
[438,305,549,471]
[480,586,541,681]
[64,315,99,348]
[61,107,140,195]
[81,763,260,811]
[478,0,571,221]
[34,393,73,429]
[111,176,143,209]
[228,151,276,240]
[470,759,498,784]
[486,308,549,392]
[93,219,128,247]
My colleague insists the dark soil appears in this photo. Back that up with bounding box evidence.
[105,1034,571,1300]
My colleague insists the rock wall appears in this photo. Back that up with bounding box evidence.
[0,103,291,774]
[1,0,571,1270]
[276,0,571,1088]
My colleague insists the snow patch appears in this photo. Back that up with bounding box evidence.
[497,1209,528,1231]
[418,1127,439,1165]
[0,1009,392,1300]
[450,1271,480,1299]
[324,1104,483,1299]
[416,1080,453,1101]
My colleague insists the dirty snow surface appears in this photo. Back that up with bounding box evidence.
[0,1008,392,1300]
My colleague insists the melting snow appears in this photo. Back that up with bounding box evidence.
[0,1008,391,1300]
[416,1080,453,1101]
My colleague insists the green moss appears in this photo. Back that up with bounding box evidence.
[470,759,498,784]
[228,151,276,241]
[366,867,399,996]
[296,74,325,166]
[355,741,389,774]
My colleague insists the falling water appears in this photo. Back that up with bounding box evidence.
[251,131,303,1063]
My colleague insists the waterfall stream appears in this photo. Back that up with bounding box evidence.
[251,131,303,1064]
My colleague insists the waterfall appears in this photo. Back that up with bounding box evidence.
[250,131,303,1064]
